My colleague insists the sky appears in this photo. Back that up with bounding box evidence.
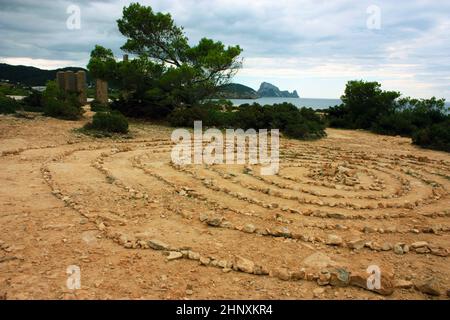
[0,0,449,99]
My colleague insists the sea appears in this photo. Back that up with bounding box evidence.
[228,97,450,111]
[227,97,342,110]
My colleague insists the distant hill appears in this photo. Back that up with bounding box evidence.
[215,82,300,99]
[257,82,299,98]
[0,63,91,87]
[215,83,259,99]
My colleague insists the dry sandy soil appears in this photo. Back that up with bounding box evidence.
[0,111,449,300]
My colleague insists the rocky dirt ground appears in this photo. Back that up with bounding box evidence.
[0,111,449,300]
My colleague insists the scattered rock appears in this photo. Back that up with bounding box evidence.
[167,251,183,261]
[234,256,255,274]
[381,243,392,251]
[363,226,376,233]
[350,272,394,296]
[313,287,325,298]
[415,247,431,254]
[430,247,448,257]
[243,224,256,233]
[187,251,201,260]
[291,269,306,280]
[327,212,346,219]
[274,226,291,238]
[326,234,343,246]
[348,239,366,250]
[148,239,170,251]
[199,257,211,266]
[317,271,331,286]
[415,279,441,296]
[185,289,194,296]
[394,279,413,289]
[97,222,106,231]
[302,252,336,270]
[254,265,269,275]
[206,215,224,227]
[221,221,234,229]
[329,268,350,287]
[272,268,291,281]
[393,243,404,255]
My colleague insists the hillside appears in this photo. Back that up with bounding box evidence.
[215,83,259,99]
[0,63,91,87]
[257,82,299,98]
[215,82,300,99]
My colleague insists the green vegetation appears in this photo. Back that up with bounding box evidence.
[41,81,84,120]
[0,83,30,96]
[325,80,449,152]
[169,101,326,140]
[214,83,258,99]
[84,111,129,134]
[87,3,242,120]
[0,93,21,114]
[21,90,45,112]
[90,99,110,112]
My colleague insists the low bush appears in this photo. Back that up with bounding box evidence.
[168,101,326,140]
[412,119,450,152]
[90,99,110,112]
[0,93,20,114]
[85,111,129,133]
[22,90,45,112]
[42,81,84,120]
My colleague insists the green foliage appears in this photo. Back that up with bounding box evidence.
[86,45,116,80]
[0,83,30,96]
[42,81,84,120]
[338,80,401,129]
[86,3,242,119]
[168,102,326,140]
[22,90,44,112]
[85,111,129,133]
[412,119,450,152]
[90,99,110,112]
[0,92,20,114]
[326,80,449,152]
[214,83,258,99]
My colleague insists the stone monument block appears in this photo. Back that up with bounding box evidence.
[95,79,108,104]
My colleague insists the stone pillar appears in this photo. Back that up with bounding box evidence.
[123,54,129,62]
[75,71,87,105]
[95,79,108,104]
[56,71,66,91]
[64,71,77,93]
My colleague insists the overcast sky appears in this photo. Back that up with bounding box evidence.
[0,0,449,99]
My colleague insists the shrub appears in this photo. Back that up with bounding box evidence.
[110,92,174,120]
[85,111,129,133]
[90,99,110,112]
[412,119,450,152]
[42,81,84,120]
[168,102,326,140]
[22,90,44,112]
[0,93,20,114]
[168,105,211,127]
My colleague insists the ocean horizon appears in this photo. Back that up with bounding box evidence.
[227,97,450,110]
[228,97,343,109]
